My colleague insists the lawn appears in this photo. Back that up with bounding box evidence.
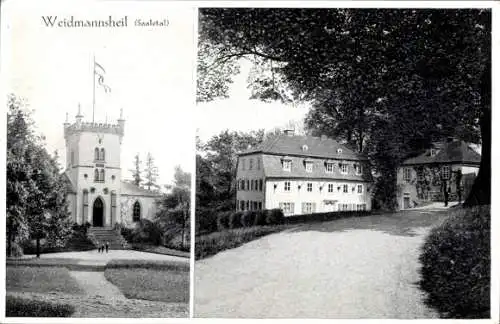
[104,268,189,303]
[195,225,288,260]
[6,266,84,295]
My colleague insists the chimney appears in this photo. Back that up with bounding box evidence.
[284,129,295,137]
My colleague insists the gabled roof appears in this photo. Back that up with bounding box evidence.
[120,181,162,197]
[402,141,481,166]
[239,134,368,161]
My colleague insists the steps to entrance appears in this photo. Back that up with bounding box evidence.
[89,227,129,250]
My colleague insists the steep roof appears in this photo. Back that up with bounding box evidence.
[239,134,368,161]
[120,181,162,197]
[402,141,481,166]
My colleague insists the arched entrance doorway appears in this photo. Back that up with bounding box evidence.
[92,197,104,227]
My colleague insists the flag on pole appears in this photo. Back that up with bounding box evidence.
[94,60,111,93]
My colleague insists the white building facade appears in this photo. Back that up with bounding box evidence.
[63,108,160,227]
[236,132,373,216]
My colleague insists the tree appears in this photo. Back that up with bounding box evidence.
[198,9,490,208]
[143,152,160,191]
[157,166,191,249]
[6,94,72,257]
[129,153,142,187]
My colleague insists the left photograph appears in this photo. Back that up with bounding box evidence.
[4,1,194,318]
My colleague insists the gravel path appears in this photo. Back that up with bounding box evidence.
[195,213,443,318]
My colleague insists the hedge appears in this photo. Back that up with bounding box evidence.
[6,296,75,317]
[284,210,370,224]
[105,259,189,272]
[419,206,490,318]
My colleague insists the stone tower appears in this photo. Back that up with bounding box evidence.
[64,106,125,227]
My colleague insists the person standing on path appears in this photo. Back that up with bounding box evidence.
[105,241,109,253]
[97,242,101,253]
[101,243,105,253]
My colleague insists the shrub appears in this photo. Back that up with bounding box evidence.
[229,211,243,229]
[253,210,267,226]
[241,211,256,227]
[120,227,134,242]
[266,208,285,225]
[7,242,24,258]
[216,211,231,231]
[419,206,490,318]
[6,296,75,317]
[131,219,163,246]
[196,208,218,234]
[105,259,189,272]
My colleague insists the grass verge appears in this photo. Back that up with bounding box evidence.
[419,205,490,318]
[6,266,84,295]
[6,295,75,317]
[104,268,189,303]
[131,243,190,258]
[195,225,287,260]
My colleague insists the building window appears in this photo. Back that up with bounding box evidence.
[100,169,105,182]
[284,181,291,192]
[343,184,348,193]
[94,148,99,160]
[354,164,362,175]
[71,151,75,165]
[257,158,261,170]
[328,183,334,193]
[83,190,89,205]
[279,202,295,216]
[259,179,263,191]
[339,203,349,211]
[241,159,245,170]
[250,180,254,191]
[258,201,262,210]
[282,160,292,172]
[302,202,316,214]
[340,163,348,174]
[430,148,438,157]
[246,179,250,191]
[94,169,99,181]
[132,201,141,222]
[253,201,258,210]
[325,163,334,173]
[305,161,313,173]
[442,165,451,179]
[403,168,412,182]
[357,184,363,194]
[249,158,254,170]
[307,183,313,192]
[240,200,245,211]
[100,148,105,161]
[246,201,249,210]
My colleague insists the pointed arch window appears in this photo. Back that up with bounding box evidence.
[94,148,99,160]
[133,201,141,222]
[94,169,99,181]
[100,148,105,161]
[100,169,105,182]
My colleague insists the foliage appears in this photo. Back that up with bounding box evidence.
[6,296,75,317]
[198,9,491,208]
[195,225,286,260]
[105,259,189,272]
[157,165,191,250]
[129,219,164,246]
[6,94,72,257]
[419,206,490,318]
[143,152,160,191]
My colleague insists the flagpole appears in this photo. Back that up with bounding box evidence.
[92,54,96,123]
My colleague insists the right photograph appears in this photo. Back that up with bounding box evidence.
[194,7,491,319]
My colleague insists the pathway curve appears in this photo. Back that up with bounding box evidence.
[195,210,447,318]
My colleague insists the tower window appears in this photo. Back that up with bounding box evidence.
[133,201,141,222]
[71,151,75,165]
[100,169,105,182]
[100,148,105,161]
[94,169,99,181]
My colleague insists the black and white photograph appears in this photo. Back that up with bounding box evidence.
[3,1,194,318]
[194,7,492,319]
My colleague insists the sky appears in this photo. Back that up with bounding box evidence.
[196,60,310,142]
[2,1,196,186]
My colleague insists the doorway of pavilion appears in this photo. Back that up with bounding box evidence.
[92,197,104,227]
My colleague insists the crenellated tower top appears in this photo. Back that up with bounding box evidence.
[64,105,125,139]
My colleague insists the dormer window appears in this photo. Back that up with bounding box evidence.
[325,162,334,173]
[430,148,438,157]
[354,163,363,175]
[282,157,292,172]
[305,160,313,173]
[339,162,348,174]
